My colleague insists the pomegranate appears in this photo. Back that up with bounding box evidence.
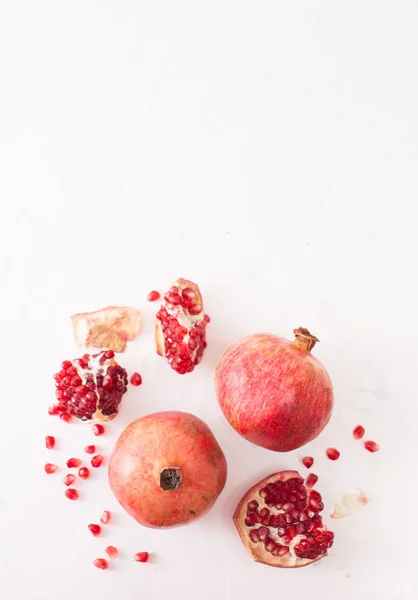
[53,350,128,421]
[215,328,333,452]
[72,305,142,352]
[109,411,227,528]
[233,470,334,568]
[155,278,210,374]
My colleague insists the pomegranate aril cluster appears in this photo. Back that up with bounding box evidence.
[52,351,128,421]
[245,477,333,560]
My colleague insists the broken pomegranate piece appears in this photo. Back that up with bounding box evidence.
[53,350,128,421]
[331,489,369,519]
[155,278,210,374]
[233,470,334,568]
[71,306,142,353]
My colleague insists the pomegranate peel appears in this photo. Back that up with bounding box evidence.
[331,489,369,519]
[71,306,142,353]
[233,470,334,568]
[155,278,209,374]
[216,328,333,452]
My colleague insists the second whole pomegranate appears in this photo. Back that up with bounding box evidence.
[108,411,227,528]
[215,328,333,452]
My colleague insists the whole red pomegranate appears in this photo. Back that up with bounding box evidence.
[215,328,333,451]
[53,350,128,421]
[233,470,334,568]
[108,411,227,528]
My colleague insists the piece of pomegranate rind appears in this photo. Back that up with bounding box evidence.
[71,306,142,352]
[155,279,209,374]
[233,470,334,568]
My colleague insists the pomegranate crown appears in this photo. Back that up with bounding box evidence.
[292,327,319,352]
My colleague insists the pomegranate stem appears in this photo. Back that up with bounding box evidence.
[291,327,319,352]
[160,467,182,491]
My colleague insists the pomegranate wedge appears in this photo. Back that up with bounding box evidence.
[155,279,210,374]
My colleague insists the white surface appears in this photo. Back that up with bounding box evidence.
[0,1,417,599]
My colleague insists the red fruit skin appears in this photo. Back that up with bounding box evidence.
[215,333,333,452]
[108,411,227,528]
[233,470,329,568]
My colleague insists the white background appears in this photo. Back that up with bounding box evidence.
[1,1,417,599]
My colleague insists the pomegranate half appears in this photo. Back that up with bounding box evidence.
[215,328,333,451]
[234,470,334,568]
[108,411,227,528]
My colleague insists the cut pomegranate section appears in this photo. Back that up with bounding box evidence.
[134,552,149,563]
[130,372,142,386]
[302,456,313,469]
[100,510,111,524]
[364,440,380,453]
[233,470,334,568]
[71,306,142,353]
[93,558,108,570]
[326,448,340,461]
[52,351,128,422]
[353,425,365,440]
[105,546,119,559]
[155,278,210,374]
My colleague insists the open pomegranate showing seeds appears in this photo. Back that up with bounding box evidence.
[109,411,227,528]
[155,278,210,374]
[53,350,128,421]
[234,470,334,568]
[216,328,333,451]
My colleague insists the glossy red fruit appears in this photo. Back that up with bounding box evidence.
[130,372,142,386]
[100,511,111,524]
[92,423,105,436]
[364,440,380,452]
[134,552,149,562]
[88,524,101,536]
[84,445,96,454]
[216,328,333,452]
[63,474,76,486]
[155,279,210,375]
[93,558,108,570]
[353,425,365,440]
[45,463,58,474]
[91,455,104,468]
[147,290,160,302]
[45,436,55,449]
[326,448,340,461]
[78,467,90,479]
[52,351,128,422]
[109,411,227,528]
[66,458,81,468]
[105,546,118,559]
[65,488,79,500]
[234,470,334,568]
[302,456,314,469]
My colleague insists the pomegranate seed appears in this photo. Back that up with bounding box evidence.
[305,473,318,488]
[188,303,202,315]
[364,440,380,452]
[326,448,340,461]
[130,372,142,386]
[92,424,105,436]
[66,458,81,468]
[100,510,111,524]
[65,488,79,500]
[61,360,72,369]
[88,524,101,536]
[93,558,108,570]
[45,436,55,449]
[63,474,76,486]
[84,445,96,454]
[59,412,72,423]
[147,290,161,302]
[302,456,313,469]
[91,455,104,468]
[134,552,149,563]
[44,463,58,474]
[78,467,90,479]
[48,404,59,415]
[105,546,119,559]
[353,425,365,440]
[104,350,115,359]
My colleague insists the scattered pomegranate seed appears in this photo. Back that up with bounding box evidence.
[45,436,55,449]
[66,458,81,468]
[92,424,105,436]
[130,372,142,386]
[48,404,59,415]
[91,455,104,468]
[59,412,72,423]
[104,350,115,359]
[84,445,96,454]
[353,425,365,440]
[302,456,314,469]
[364,440,380,453]
[305,473,318,488]
[44,463,58,474]
[63,474,76,486]
[134,552,149,563]
[93,558,108,570]
[105,546,119,559]
[326,448,340,461]
[147,290,161,302]
[78,467,90,479]
[65,488,79,500]
[88,524,101,536]
[100,510,111,524]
